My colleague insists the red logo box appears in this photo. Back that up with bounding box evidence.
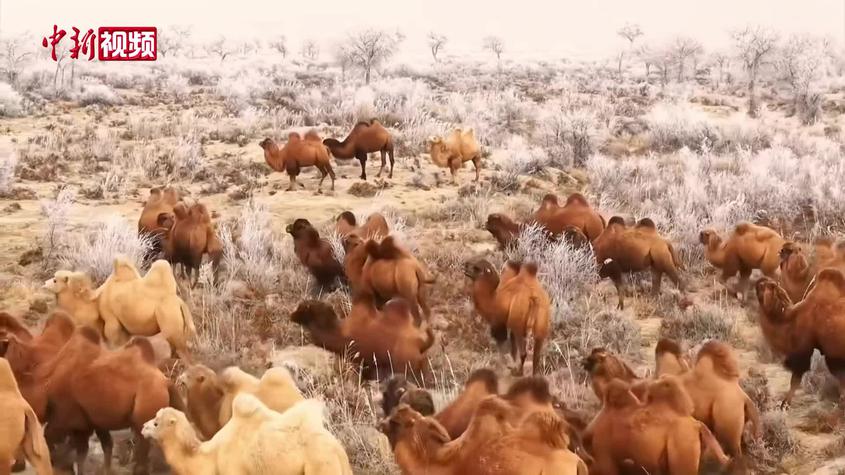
[97,27,157,61]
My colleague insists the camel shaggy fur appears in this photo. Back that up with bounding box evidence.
[335,211,389,240]
[290,295,435,380]
[655,338,761,458]
[287,218,345,290]
[160,201,224,287]
[93,256,196,360]
[582,347,645,402]
[584,378,729,475]
[383,396,587,475]
[0,358,52,475]
[700,222,785,298]
[37,327,179,474]
[756,270,845,406]
[323,119,394,180]
[259,131,335,192]
[427,128,482,184]
[592,217,685,310]
[464,259,551,375]
[143,396,353,475]
[43,270,102,332]
[779,239,845,303]
[178,365,305,440]
[344,235,434,321]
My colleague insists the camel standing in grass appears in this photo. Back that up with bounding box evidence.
[428,128,482,184]
[323,119,395,180]
[259,131,335,192]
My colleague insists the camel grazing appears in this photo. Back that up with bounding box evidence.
[323,119,394,180]
[259,131,336,192]
[160,201,224,287]
[427,128,482,184]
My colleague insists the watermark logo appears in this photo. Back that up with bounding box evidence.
[42,25,157,61]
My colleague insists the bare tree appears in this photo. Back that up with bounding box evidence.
[427,32,447,63]
[483,36,504,62]
[207,36,234,62]
[0,36,32,85]
[731,26,779,117]
[171,25,192,56]
[669,36,703,82]
[300,40,320,61]
[710,51,730,88]
[333,43,354,80]
[776,34,832,123]
[635,43,654,79]
[345,29,403,84]
[269,36,287,58]
[616,23,643,77]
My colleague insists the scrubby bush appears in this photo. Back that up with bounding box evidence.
[0,82,24,117]
[163,74,190,101]
[0,150,18,196]
[57,216,154,283]
[78,83,122,106]
[659,302,740,345]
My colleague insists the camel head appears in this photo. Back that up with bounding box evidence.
[142,407,200,450]
[698,229,720,247]
[485,213,520,248]
[43,270,94,300]
[654,338,690,376]
[287,219,320,244]
[380,404,449,450]
[754,277,791,322]
[582,348,638,381]
[176,364,219,394]
[342,234,365,254]
[382,376,434,419]
[336,211,358,234]
[463,258,498,282]
[504,376,552,410]
[290,300,339,330]
[646,375,694,416]
[563,225,590,248]
[258,138,276,151]
[778,241,807,274]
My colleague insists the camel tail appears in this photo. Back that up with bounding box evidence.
[744,394,762,439]
[668,242,685,271]
[180,299,197,341]
[699,422,730,466]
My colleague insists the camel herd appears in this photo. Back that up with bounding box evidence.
[3,125,845,474]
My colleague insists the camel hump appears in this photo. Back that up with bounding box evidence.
[466,368,499,392]
[462,128,475,138]
[696,341,740,379]
[635,218,657,232]
[504,376,552,403]
[127,337,157,364]
[607,216,626,227]
[565,193,589,207]
[733,222,761,236]
[655,338,683,357]
[303,130,321,142]
[288,132,302,141]
[373,236,406,260]
[818,268,845,291]
[337,211,357,227]
[541,194,560,208]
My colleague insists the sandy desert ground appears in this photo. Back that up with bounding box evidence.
[3,31,845,474]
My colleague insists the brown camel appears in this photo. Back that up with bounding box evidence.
[700,222,785,299]
[323,119,394,180]
[259,131,335,192]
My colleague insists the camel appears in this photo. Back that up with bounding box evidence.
[464,259,552,375]
[779,238,845,303]
[427,128,482,184]
[756,269,845,407]
[592,217,685,309]
[533,193,605,241]
[343,235,434,321]
[43,270,102,332]
[335,211,389,240]
[582,347,647,402]
[259,131,336,192]
[160,201,224,287]
[700,222,785,298]
[584,378,729,475]
[290,294,435,380]
[287,218,345,290]
[655,338,762,459]
[323,119,394,180]
[0,358,52,475]
[138,186,182,260]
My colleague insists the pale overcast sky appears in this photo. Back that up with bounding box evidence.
[1,0,842,61]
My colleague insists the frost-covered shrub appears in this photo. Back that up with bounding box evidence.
[58,216,154,283]
[0,82,24,117]
[0,150,18,196]
[163,74,190,101]
[78,83,122,106]
[645,101,718,152]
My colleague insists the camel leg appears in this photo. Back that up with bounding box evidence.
[104,318,128,347]
[71,431,90,475]
[532,337,545,376]
[327,164,336,191]
[472,156,481,182]
[286,174,297,191]
[511,331,528,376]
[824,355,845,407]
[131,428,150,475]
[0,457,11,475]
[449,160,459,185]
[97,429,114,474]
[736,267,752,300]
[377,150,386,178]
[491,324,508,353]
[387,148,395,178]
[782,351,813,408]
[651,269,664,295]
[357,152,368,180]
[10,452,24,473]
